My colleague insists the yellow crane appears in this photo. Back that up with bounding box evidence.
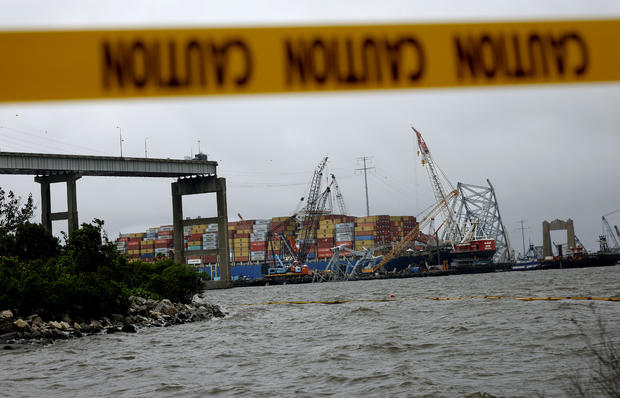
[362,189,459,273]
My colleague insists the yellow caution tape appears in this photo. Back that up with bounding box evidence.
[1,19,619,102]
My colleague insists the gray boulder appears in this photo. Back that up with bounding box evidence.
[154,299,175,316]
[13,319,31,333]
[0,310,15,333]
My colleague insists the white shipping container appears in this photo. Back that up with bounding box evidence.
[250,233,267,242]
[254,219,271,225]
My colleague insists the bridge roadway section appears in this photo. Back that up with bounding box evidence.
[0,151,231,287]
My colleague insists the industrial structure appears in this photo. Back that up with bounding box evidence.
[601,209,620,251]
[449,180,513,263]
[411,125,510,261]
[0,151,231,287]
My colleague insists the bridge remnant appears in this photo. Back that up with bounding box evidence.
[171,176,230,287]
[34,173,81,235]
[542,218,576,258]
[0,151,230,287]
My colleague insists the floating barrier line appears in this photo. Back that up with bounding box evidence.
[237,296,619,306]
[238,298,399,306]
[427,296,620,302]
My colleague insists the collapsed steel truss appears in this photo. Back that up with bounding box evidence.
[444,179,514,263]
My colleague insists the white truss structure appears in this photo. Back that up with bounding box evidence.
[445,179,514,263]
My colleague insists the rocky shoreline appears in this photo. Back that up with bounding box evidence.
[0,296,226,347]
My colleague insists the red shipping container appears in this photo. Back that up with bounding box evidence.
[203,255,218,263]
[317,238,334,244]
[190,233,203,241]
[250,242,266,251]
[235,256,249,262]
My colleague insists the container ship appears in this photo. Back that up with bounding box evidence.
[115,213,497,280]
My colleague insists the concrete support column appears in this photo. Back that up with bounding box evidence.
[542,221,552,258]
[566,219,576,249]
[66,177,79,234]
[216,178,230,285]
[39,180,52,232]
[171,183,184,263]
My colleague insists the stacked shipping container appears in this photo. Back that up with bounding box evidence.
[354,215,391,251]
[315,215,356,258]
[116,214,418,269]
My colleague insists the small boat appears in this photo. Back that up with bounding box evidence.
[512,244,541,271]
[512,259,541,271]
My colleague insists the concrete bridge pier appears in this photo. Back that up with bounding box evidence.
[34,173,81,235]
[542,218,576,258]
[171,176,230,288]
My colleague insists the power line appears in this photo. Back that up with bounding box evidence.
[0,124,114,155]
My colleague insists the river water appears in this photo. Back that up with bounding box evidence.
[2,266,619,397]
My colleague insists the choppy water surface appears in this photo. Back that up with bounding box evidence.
[2,266,620,397]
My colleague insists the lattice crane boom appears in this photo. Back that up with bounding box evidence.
[301,156,328,221]
[602,210,620,248]
[330,173,348,215]
[411,125,462,244]
[365,189,459,273]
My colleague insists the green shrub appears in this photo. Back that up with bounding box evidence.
[0,214,205,319]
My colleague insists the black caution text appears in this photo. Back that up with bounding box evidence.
[284,36,425,86]
[454,31,589,81]
[102,38,253,90]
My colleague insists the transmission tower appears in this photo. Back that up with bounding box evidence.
[355,156,375,216]
[515,220,530,258]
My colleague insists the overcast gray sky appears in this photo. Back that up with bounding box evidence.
[1,0,619,254]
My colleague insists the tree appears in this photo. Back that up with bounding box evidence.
[13,222,60,261]
[0,187,34,232]
[65,219,116,274]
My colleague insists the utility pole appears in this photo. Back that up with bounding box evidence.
[355,156,375,216]
[116,126,123,157]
